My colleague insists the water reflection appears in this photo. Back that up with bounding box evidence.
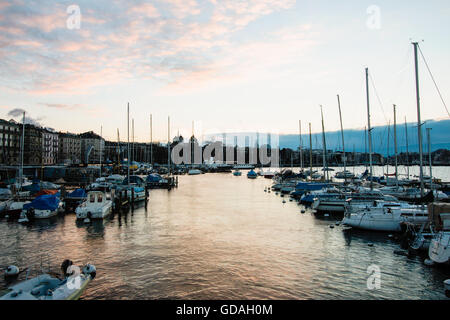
[0,173,448,300]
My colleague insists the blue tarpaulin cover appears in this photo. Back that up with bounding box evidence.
[23,193,60,211]
[67,188,86,198]
[146,174,162,183]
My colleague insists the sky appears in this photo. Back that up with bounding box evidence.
[0,0,449,143]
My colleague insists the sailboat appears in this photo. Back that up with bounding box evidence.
[334,95,355,181]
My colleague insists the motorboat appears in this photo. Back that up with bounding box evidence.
[335,170,355,179]
[2,201,31,220]
[19,194,64,222]
[188,169,203,175]
[0,188,12,200]
[75,191,112,220]
[146,173,169,188]
[233,170,242,176]
[1,259,96,300]
[247,169,258,179]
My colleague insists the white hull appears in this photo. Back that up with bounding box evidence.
[342,208,428,232]
[76,203,112,219]
[428,232,450,264]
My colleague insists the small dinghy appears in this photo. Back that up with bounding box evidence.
[1,259,96,300]
[233,170,242,176]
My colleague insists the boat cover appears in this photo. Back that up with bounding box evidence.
[67,188,87,199]
[146,174,162,183]
[23,194,60,211]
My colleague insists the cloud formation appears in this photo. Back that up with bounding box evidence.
[7,107,43,126]
[0,0,310,95]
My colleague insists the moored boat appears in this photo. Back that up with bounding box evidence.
[0,259,96,300]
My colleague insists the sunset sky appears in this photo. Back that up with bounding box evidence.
[0,0,449,143]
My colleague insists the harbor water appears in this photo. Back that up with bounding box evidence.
[1,166,449,299]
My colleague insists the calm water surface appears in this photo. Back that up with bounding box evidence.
[1,166,449,300]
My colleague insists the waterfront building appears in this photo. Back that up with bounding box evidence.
[59,132,82,165]
[80,131,105,164]
[0,119,21,165]
[42,128,59,165]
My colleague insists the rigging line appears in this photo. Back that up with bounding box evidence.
[418,44,450,118]
[368,72,389,124]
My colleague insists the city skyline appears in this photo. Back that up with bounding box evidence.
[1,1,449,143]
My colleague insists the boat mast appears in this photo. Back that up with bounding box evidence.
[19,111,25,191]
[364,126,367,169]
[309,122,313,181]
[150,114,153,169]
[404,117,410,180]
[320,105,328,181]
[299,120,303,172]
[413,42,424,197]
[337,94,346,183]
[100,125,102,178]
[365,67,374,190]
[427,128,432,191]
[127,103,130,187]
[117,128,120,174]
[132,119,135,174]
[168,116,171,175]
[393,105,398,188]
[386,120,390,178]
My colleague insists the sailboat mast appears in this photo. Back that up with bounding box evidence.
[127,103,130,186]
[365,67,374,190]
[150,114,153,168]
[168,116,171,174]
[100,125,102,178]
[299,120,303,171]
[337,94,346,182]
[427,128,432,191]
[405,117,410,179]
[117,128,120,173]
[132,119,134,174]
[387,121,390,178]
[20,111,25,191]
[413,42,424,197]
[393,105,398,188]
[320,105,328,181]
[309,123,313,181]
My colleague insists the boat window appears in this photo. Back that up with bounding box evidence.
[97,194,103,202]
[90,194,95,203]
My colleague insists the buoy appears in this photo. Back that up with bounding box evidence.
[424,259,434,266]
[335,222,340,226]
[301,210,306,213]
[289,199,293,202]
[330,225,335,229]
[368,243,374,247]
[4,265,19,279]
[282,200,286,203]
